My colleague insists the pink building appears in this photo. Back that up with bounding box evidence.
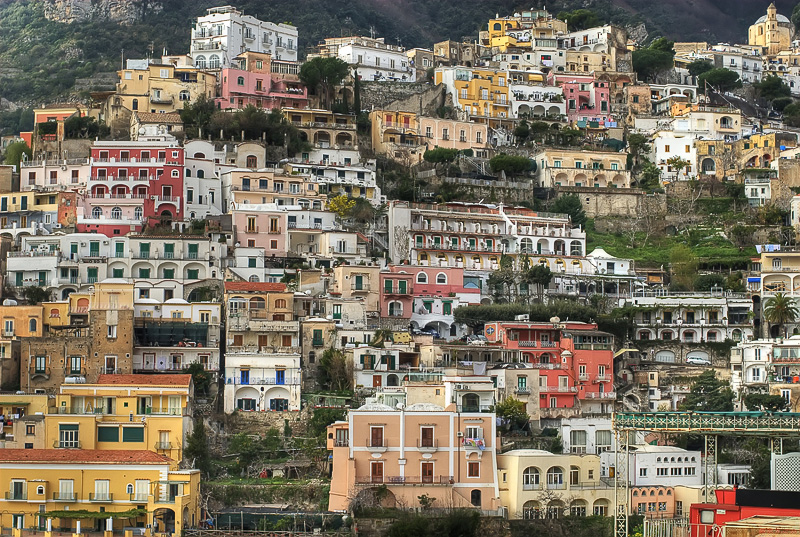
[81,142,185,236]
[550,74,611,124]
[231,205,288,254]
[379,265,480,321]
[216,52,307,110]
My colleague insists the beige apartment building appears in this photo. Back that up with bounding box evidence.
[532,148,631,188]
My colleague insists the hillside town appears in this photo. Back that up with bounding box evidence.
[4,3,800,537]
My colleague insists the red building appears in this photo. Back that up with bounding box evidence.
[80,142,185,236]
[482,321,615,412]
[690,488,800,537]
[549,73,612,125]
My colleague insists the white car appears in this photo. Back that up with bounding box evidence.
[686,357,712,366]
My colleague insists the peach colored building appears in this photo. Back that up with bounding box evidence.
[327,400,501,513]
[231,204,288,253]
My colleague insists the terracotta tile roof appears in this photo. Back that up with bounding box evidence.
[225,281,287,293]
[96,374,192,387]
[134,112,184,124]
[0,450,171,464]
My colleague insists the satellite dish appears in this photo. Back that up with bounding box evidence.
[138,127,146,134]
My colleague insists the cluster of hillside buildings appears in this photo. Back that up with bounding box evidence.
[7,2,800,533]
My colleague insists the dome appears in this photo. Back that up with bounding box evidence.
[754,13,790,24]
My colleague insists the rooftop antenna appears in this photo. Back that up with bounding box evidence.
[120,49,124,70]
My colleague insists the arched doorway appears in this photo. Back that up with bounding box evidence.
[160,210,173,227]
[153,508,176,534]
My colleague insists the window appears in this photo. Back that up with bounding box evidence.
[122,427,144,443]
[596,430,612,453]
[547,467,563,488]
[570,430,587,453]
[416,272,428,284]
[97,427,119,442]
[59,424,79,448]
[93,480,110,501]
[436,273,447,284]
[107,325,117,339]
[467,461,480,478]
[26,424,35,436]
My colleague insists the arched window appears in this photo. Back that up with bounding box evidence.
[416,272,428,284]
[179,90,191,101]
[134,207,143,220]
[37,486,44,495]
[29,319,37,333]
[248,275,260,282]
[546,467,563,487]
[493,23,502,30]
[523,467,540,488]
[237,76,245,86]
[132,98,138,111]
[126,484,134,494]
[111,207,122,220]
[208,55,220,69]
[171,169,180,177]
[185,169,192,177]
[633,490,639,497]
[246,155,258,168]
[308,351,315,364]
[92,207,103,219]
[195,56,207,69]
[197,170,205,178]
[436,272,447,284]
[275,299,287,308]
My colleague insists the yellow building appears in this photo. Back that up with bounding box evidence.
[481,10,567,51]
[497,449,613,519]
[112,63,216,115]
[748,3,793,56]
[47,374,193,464]
[0,394,53,449]
[435,67,511,119]
[0,449,200,534]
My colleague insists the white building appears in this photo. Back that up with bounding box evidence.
[652,130,698,182]
[19,158,90,192]
[314,37,415,82]
[709,44,764,84]
[601,445,702,487]
[560,418,615,455]
[224,351,302,412]
[509,82,565,119]
[190,5,298,68]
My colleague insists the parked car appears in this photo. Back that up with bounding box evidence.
[467,335,488,345]
[686,356,712,366]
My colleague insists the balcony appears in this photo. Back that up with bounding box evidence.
[150,94,174,104]
[522,483,541,491]
[155,442,173,450]
[53,492,77,501]
[351,283,370,293]
[461,436,486,450]
[53,440,81,448]
[312,338,324,347]
[585,392,616,399]
[30,368,50,381]
[514,387,531,395]
[383,285,413,295]
[578,373,589,381]
[355,475,452,485]
[89,493,113,502]
[5,492,26,501]
[225,376,300,386]
[130,493,149,502]
[457,404,493,413]
[416,439,438,453]
[539,386,578,393]
[366,438,387,453]
[594,374,611,382]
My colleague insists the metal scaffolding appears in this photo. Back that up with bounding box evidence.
[612,412,800,537]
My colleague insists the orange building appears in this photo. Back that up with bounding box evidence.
[327,395,501,513]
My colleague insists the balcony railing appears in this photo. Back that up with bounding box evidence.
[416,439,438,451]
[89,493,113,502]
[539,386,578,393]
[585,392,616,399]
[225,377,300,386]
[514,387,531,395]
[355,475,453,485]
[53,492,77,501]
[130,493,149,502]
[53,440,81,448]
[155,442,173,450]
[5,492,26,501]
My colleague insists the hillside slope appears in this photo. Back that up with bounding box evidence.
[0,0,795,105]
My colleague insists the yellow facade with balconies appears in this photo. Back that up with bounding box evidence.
[0,449,200,535]
[45,374,193,463]
[436,68,511,118]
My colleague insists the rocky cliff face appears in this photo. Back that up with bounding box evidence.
[42,0,162,25]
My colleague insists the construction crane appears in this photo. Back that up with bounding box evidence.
[612,411,800,537]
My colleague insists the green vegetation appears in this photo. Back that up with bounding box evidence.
[698,68,742,94]
[632,38,675,82]
[489,154,531,176]
[585,219,756,270]
[678,371,734,412]
[423,147,459,164]
[184,418,211,477]
[20,286,51,305]
[495,397,530,433]
[687,59,714,77]
[2,141,31,168]
[763,293,799,337]
[551,194,587,227]
[298,57,350,109]
[754,75,791,103]
[385,509,480,537]
[557,9,603,31]
[743,393,789,412]
[317,348,353,392]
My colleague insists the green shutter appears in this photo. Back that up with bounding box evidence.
[59,424,79,432]
[187,269,199,279]
[164,243,174,258]
[163,269,175,279]
[122,427,144,442]
[15,273,22,286]
[384,279,392,292]
[398,280,407,293]
[115,242,124,257]
[112,268,124,278]
[97,427,119,442]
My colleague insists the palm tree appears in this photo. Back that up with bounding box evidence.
[763,293,799,337]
